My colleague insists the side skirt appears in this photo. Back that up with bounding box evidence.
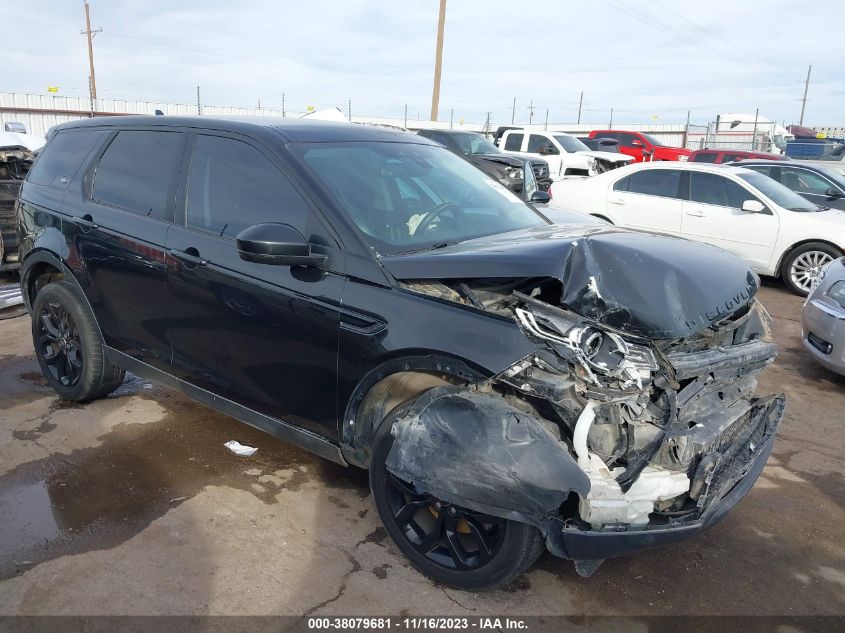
[105,347,347,466]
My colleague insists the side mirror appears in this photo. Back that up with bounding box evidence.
[236,223,327,267]
[741,199,767,213]
[630,139,644,147]
[529,190,551,204]
[825,187,844,199]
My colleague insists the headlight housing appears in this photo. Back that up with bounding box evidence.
[827,280,845,309]
[505,167,523,180]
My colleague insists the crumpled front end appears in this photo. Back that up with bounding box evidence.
[385,276,785,571]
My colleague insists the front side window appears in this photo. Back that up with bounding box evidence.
[28,129,107,187]
[186,135,309,238]
[690,172,754,208]
[293,142,547,254]
[503,133,524,151]
[93,130,184,218]
[626,169,682,198]
[780,168,833,195]
[527,134,551,153]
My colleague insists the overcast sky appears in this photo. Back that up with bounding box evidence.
[2,0,843,126]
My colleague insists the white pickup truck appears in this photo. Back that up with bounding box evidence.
[498,129,633,181]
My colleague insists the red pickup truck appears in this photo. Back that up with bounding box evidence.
[588,130,691,163]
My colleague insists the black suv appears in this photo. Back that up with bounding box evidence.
[17,117,784,590]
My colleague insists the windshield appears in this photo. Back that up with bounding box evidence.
[293,142,548,254]
[739,172,822,212]
[553,135,590,153]
[818,166,845,189]
[452,133,500,155]
[641,133,666,147]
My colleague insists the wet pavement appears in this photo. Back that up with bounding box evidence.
[0,281,843,616]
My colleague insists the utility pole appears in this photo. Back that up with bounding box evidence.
[404,104,408,129]
[544,108,549,131]
[348,99,352,121]
[528,99,534,125]
[511,97,516,124]
[799,64,812,126]
[609,107,614,129]
[429,0,447,121]
[683,109,691,148]
[80,1,102,115]
[752,108,759,150]
[577,91,584,124]
[196,85,201,116]
[450,108,454,129]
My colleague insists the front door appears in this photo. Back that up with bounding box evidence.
[165,133,344,438]
[680,171,779,270]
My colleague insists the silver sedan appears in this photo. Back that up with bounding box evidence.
[802,257,845,375]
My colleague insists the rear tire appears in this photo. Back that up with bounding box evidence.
[780,242,841,296]
[31,280,125,401]
[369,416,544,591]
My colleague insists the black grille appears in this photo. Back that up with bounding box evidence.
[807,332,832,355]
[530,162,548,178]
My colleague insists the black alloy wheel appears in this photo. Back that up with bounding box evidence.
[36,300,83,387]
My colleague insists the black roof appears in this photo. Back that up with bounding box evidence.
[52,115,436,145]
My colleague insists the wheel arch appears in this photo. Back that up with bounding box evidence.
[340,353,488,468]
[774,239,844,278]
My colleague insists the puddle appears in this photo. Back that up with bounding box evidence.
[0,392,368,580]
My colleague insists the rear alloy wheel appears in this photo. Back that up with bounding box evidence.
[31,280,125,401]
[782,243,840,295]
[369,417,544,591]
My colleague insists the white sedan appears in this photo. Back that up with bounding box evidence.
[553,162,845,295]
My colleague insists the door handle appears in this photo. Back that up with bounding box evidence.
[71,214,98,230]
[685,209,706,217]
[608,198,625,205]
[169,249,208,267]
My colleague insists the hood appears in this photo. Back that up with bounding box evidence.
[577,150,633,164]
[469,153,527,168]
[0,131,45,153]
[381,225,759,338]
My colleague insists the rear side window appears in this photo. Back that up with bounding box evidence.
[93,130,184,218]
[690,172,753,208]
[27,130,107,187]
[692,152,718,163]
[186,135,310,239]
[503,133,523,151]
[626,169,681,198]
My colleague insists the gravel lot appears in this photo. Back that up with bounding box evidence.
[0,281,843,617]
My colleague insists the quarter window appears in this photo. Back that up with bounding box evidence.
[503,133,524,151]
[689,172,754,208]
[28,129,107,187]
[186,135,309,239]
[93,130,184,218]
[625,169,682,198]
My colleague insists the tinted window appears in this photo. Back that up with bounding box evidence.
[28,129,107,187]
[691,152,718,163]
[745,165,773,177]
[527,134,552,153]
[504,133,524,151]
[626,169,681,198]
[618,133,641,147]
[780,167,832,195]
[93,130,184,218]
[690,172,753,208]
[186,135,309,238]
[613,176,630,192]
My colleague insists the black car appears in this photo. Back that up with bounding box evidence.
[578,137,621,153]
[417,129,552,193]
[17,117,784,590]
[730,159,845,211]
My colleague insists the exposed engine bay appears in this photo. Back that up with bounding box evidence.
[385,273,784,569]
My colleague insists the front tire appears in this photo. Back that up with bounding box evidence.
[31,280,125,401]
[369,417,544,591]
[781,242,841,296]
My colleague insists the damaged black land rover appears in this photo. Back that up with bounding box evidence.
[17,117,785,590]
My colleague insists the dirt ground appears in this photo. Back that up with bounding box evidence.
[0,281,843,617]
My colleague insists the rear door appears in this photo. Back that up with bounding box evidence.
[64,128,185,370]
[165,132,344,438]
[680,171,779,270]
[606,168,684,234]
